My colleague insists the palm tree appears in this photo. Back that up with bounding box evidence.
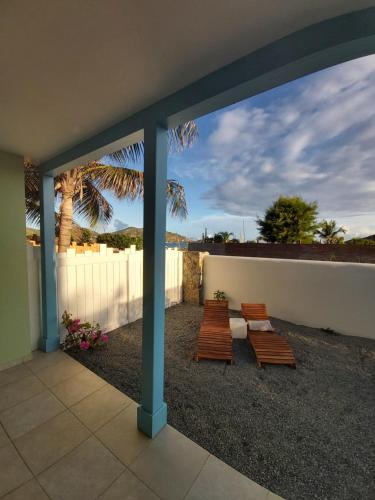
[214,231,234,243]
[316,219,346,244]
[25,122,197,252]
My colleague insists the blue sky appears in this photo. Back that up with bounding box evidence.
[99,54,375,240]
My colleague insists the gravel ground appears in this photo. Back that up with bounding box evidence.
[69,303,375,500]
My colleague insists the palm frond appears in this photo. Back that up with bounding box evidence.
[25,161,41,224]
[166,180,188,219]
[73,179,113,227]
[168,121,198,152]
[107,121,198,165]
[107,142,144,166]
[87,162,187,219]
[86,163,144,199]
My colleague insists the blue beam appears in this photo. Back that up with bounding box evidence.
[39,174,60,352]
[40,8,375,176]
[137,121,168,437]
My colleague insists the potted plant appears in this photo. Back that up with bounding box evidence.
[213,290,226,301]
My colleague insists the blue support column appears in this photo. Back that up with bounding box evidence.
[39,174,60,352]
[137,121,168,438]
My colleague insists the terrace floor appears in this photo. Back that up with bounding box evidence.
[0,350,279,500]
[70,303,375,500]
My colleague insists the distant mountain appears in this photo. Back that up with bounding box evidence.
[26,225,192,244]
[112,226,191,242]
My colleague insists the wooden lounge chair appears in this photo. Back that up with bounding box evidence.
[241,303,296,369]
[195,300,233,364]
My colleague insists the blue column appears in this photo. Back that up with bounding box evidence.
[39,174,60,352]
[137,121,168,438]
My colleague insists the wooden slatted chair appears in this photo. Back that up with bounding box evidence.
[241,303,296,369]
[195,300,233,364]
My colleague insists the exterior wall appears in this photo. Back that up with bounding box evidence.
[28,245,183,348]
[189,242,375,264]
[0,152,31,368]
[203,255,375,339]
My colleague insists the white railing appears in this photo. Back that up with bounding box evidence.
[27,244,183,349]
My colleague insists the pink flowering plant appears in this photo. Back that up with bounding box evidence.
[61,311,109,351]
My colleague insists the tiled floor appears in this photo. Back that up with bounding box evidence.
[0,351,282,500]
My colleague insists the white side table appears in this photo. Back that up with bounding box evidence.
[229,317,247,339]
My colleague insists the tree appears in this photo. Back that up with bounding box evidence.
[214,231,234,243]
[97,232,143,250]
[25,122,197,252]
[74,227,96,245]
[257,195,319,243]
[316,220,346,244]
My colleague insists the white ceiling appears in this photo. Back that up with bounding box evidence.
[0,0,372,163]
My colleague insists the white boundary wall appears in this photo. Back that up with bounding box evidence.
[203,255,375,340]
[27,245,183,349]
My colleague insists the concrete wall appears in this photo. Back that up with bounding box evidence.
[0,151,31,368]
[203,255,375,339]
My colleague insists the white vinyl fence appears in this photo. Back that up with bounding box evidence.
[27,244,183,349]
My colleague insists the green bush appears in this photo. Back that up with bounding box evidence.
[213,290,226,301]
[97,233,143,250]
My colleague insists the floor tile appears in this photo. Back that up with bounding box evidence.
[185,454,269,500]
[0,390,65,439]
[130,425,209,500]
[50,369,106,407]
[71,384,132,431]
[38,435,124,500]
[0,375,44,412]
[99,468,159,500]
[0,443,32,496]
[0,363,31,387]
[36,356,85,388]
[2,478,49,499]
[96,403,151,466]
[0,423,11,449]
[15,410,90,475]
[25,350,67,373]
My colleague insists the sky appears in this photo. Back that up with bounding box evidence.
[99,54,375,241]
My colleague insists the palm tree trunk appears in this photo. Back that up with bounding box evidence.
[58,192,74,253]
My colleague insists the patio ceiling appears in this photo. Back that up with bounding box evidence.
[0,0,373,164]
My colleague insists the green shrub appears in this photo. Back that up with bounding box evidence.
[97,233,143,250]
[213,290,226,301]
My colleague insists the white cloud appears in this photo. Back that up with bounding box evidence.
[199,54,375,233]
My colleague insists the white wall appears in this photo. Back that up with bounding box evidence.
[203,255,375,339]
[27,245,183,349]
